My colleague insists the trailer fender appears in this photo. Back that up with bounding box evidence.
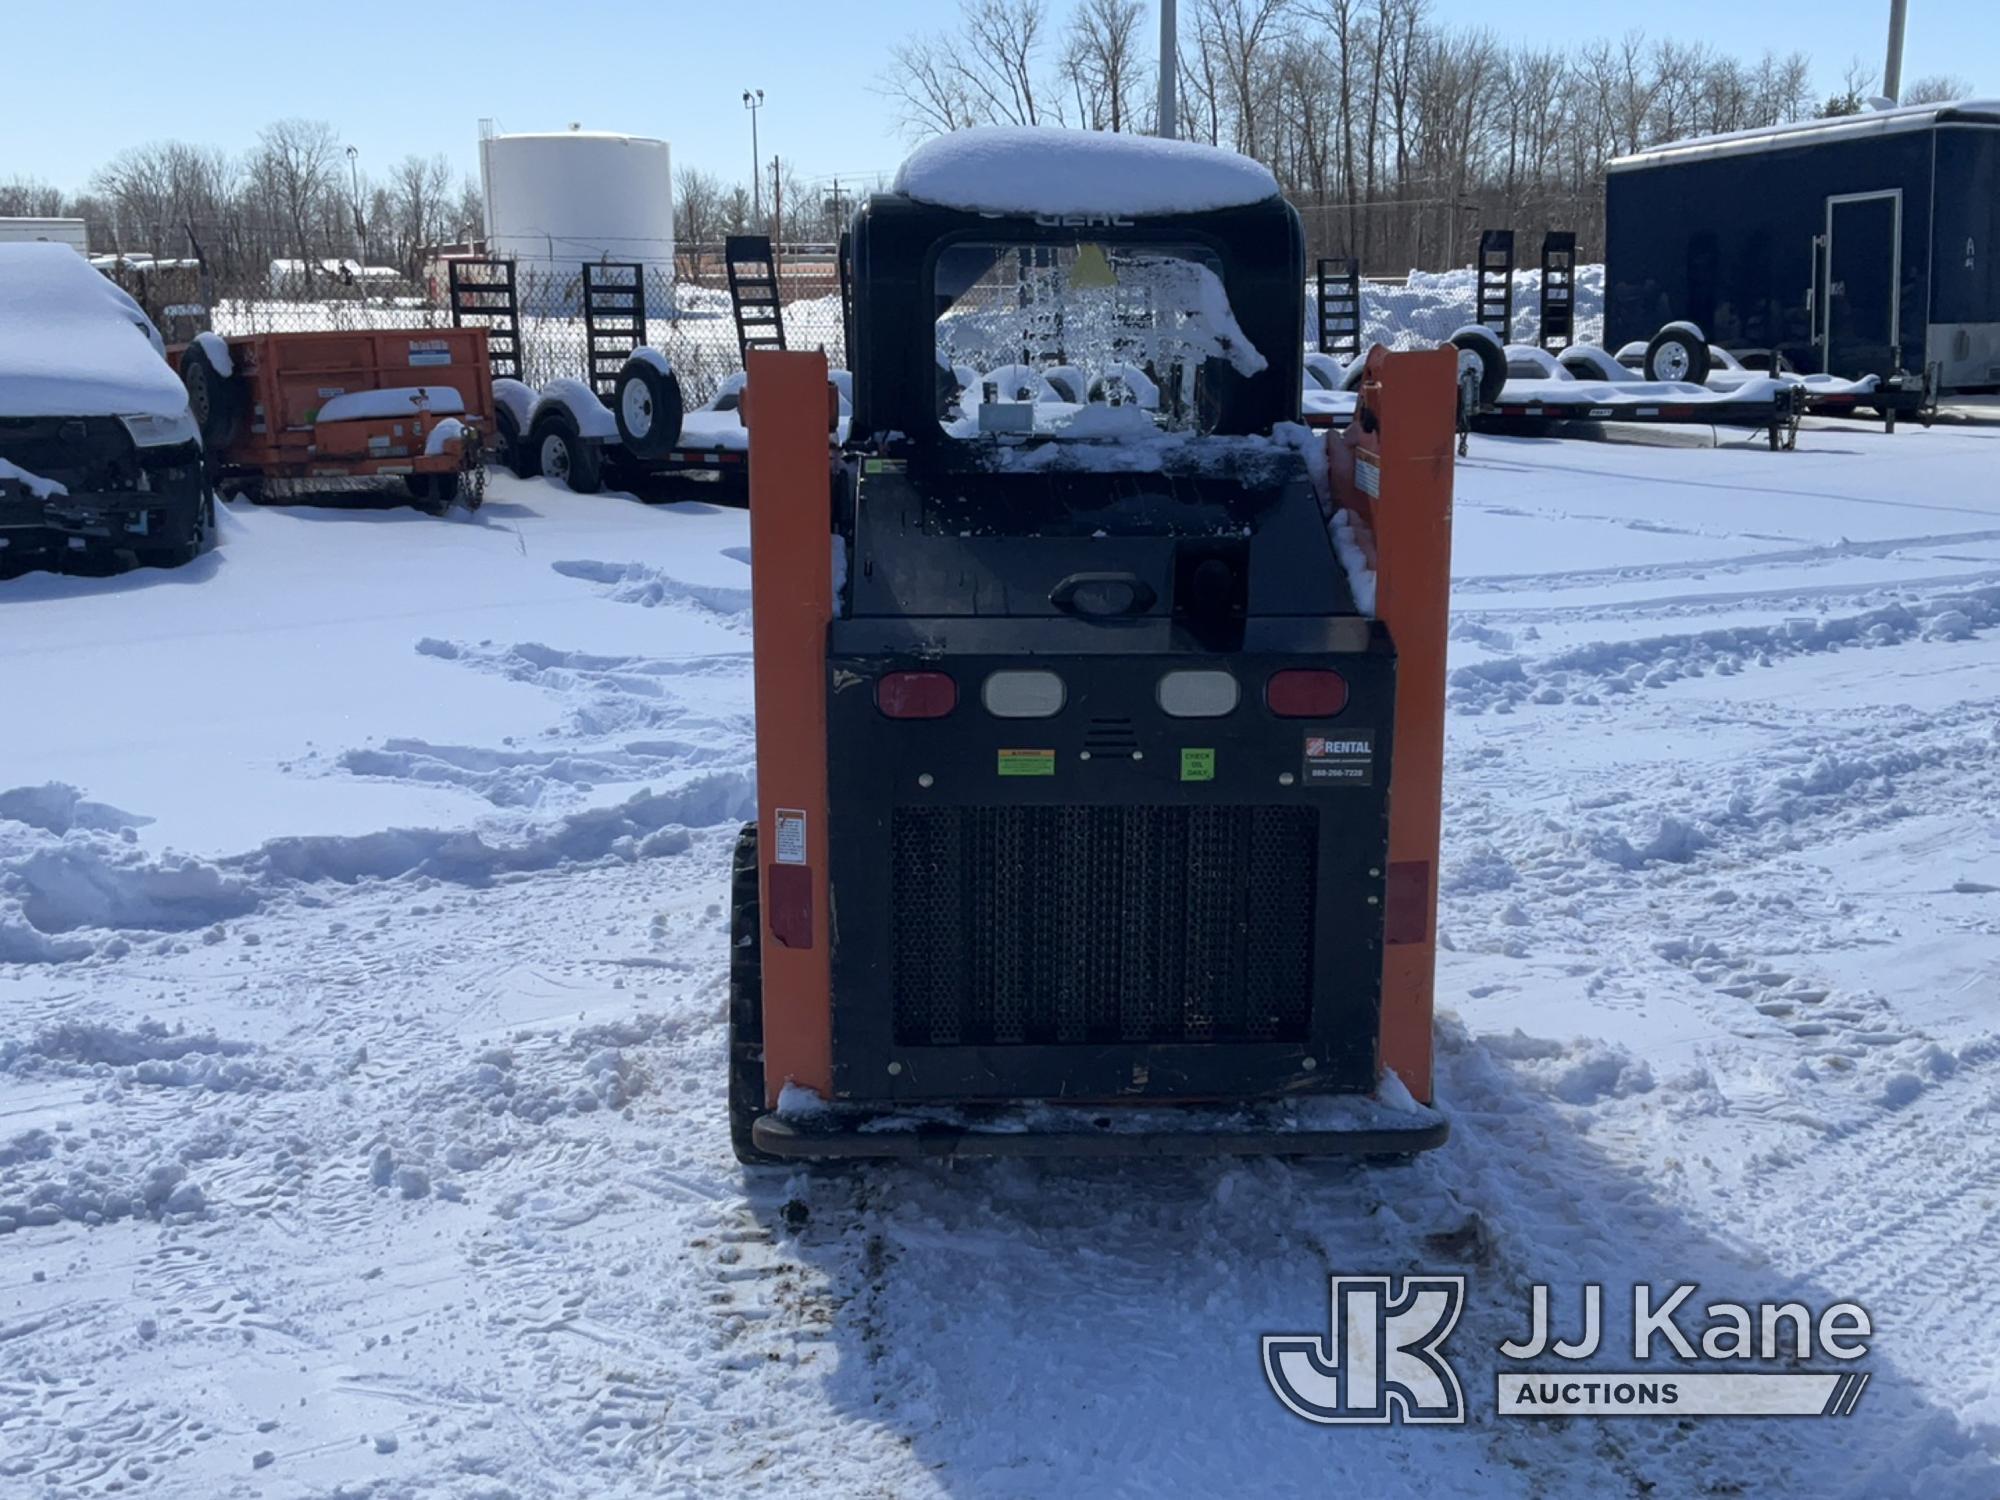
[526,377,617,442]
[1302,352,1344,391]
[1558,344,1635,384]
[491,377,535,433]
[1447,325,1506,406]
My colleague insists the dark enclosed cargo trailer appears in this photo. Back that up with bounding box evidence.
[1606,100,2000,393]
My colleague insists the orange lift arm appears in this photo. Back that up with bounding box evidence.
[745,349,836,1107]
[1328,346,1458,1104]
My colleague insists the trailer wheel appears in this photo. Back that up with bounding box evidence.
[1645,322,1711,384]
[495,404,535,480]
[728,822,781,1166]
[403,472,461,512]
[613,357,684,459]
[1447,326,1507,407]
[179,342,240,448]
[531,410,603,494]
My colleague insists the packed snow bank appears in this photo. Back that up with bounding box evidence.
[1310,262,1607,353]
[0,243,188,419]
[0,771,751,956]
[893,126,1279,216]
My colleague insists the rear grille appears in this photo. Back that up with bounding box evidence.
[890,804,1317,1047]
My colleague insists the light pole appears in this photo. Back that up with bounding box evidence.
[743,89,765,218]
[346,144,363,265]
[1157,0,1177,138]
[1884,0,1909,102]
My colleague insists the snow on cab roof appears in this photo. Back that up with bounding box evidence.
[0,243,186,420]
[892,127,1280,217]
[1609,98,2000,170]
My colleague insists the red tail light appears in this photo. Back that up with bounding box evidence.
[876,670,957,719]
[1266,668,1348,718]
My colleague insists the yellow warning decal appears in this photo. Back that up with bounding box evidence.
[997,749,1057,777]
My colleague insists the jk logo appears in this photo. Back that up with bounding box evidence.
[1263,1276,1467,1424]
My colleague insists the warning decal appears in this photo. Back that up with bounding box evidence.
[997,749,1056,777]
[774,808,808,864]
[1180,748,1215,781]
[1353,452,1381,499]
[1303,730,1374,787]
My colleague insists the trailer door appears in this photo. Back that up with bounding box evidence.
[1818,190,1902,377]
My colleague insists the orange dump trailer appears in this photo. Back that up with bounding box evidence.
[175,328,493,508]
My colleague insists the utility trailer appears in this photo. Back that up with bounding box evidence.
[1606,99,2000,396]
[466,242,849,499]
[1302,331,1807,450]
[727,127,1456,1162]
[175,328,493,509]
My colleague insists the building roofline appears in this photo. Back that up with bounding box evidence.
[1609,100,2000,171]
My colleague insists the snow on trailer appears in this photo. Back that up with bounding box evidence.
[176,327,496,510]
[498,357,849,496]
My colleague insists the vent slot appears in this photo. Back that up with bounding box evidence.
[890,804,1318,1047]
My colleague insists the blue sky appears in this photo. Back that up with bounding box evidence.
[11,0,1993,195]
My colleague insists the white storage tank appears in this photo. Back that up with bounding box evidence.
[479,126,674,271]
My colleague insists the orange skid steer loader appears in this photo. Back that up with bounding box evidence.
[727,137,1456,1161]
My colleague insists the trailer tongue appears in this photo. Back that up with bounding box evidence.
[725,131,1458,1163]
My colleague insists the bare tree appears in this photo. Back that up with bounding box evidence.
[251,118,343,287]
[1062,0,1147,132]
[0,178,67,218]
[1195,0,1291,159]
[1820,55,1876,116]
[721,185,755,238]
[386,154,454,275]
[881,0,1056,137]
[1902,73,1972,105]
[675,166,725,251]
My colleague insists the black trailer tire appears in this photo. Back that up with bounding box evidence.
[613,357,685,459]
[1645,322,1711,384]
[1448,326,1507,407]
[728,822,782,1166]
[530,409,603,495]
[179,342,241,448]
[403,472,461,511]
[496,404,535,479]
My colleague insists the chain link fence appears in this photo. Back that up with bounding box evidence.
[106,244,1608,405]
[107,248,848,409]
[1307,265,1607,356]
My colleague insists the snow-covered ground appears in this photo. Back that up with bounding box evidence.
[3,413,1999,1497]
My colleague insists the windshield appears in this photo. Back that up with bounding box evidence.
[933,240,1267,443]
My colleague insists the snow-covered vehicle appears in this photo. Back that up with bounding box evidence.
[0,243,210,568]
